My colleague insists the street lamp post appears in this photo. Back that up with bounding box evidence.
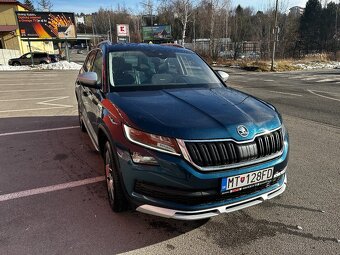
[271,0,279,71]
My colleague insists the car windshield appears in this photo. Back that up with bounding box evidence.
[108,49,223,88]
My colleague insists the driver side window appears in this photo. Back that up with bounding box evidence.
[91,51,103,86]
[83,50,96,73]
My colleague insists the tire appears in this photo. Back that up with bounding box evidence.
[104,141,128,212]
[13,62,21,66]
[78,104,86,133]
[40,61,48,65]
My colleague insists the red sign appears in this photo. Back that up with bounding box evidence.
[117,24,129,37]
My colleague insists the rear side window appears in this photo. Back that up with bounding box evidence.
[34,53,47,58]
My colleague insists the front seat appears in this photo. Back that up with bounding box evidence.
[112,57,135,86]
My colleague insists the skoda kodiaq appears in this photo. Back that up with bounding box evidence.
[75,43,289,220]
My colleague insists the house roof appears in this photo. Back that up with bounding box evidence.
[0,25,17,32]
[0,0,30,10]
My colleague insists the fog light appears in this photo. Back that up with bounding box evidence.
[131,152,158,165]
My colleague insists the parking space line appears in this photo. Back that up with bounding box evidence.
[0,176,105,202]
[0,83,65,86]
[302,77,319,81]
[0,106,73,113]
[37,96,71,108]
[0,126,78,137]
[268,91,302,97]
[315,79,337,83]
[0,88,65,93]
[0,96,67,102]
[307,89,340,102]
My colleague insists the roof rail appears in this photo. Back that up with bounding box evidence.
[97,40,111,47]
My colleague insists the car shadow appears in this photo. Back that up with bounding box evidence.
[0,115,208,254]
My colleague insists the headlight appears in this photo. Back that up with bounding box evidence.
[123,125,181,156]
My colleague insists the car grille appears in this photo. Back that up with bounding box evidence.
[185,129,283,168]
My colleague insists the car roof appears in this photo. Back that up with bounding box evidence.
[106,43,193,54]
[24,52,48,54]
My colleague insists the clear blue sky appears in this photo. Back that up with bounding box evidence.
[32,0,309,14]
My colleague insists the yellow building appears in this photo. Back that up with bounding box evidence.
[0,0,54,54]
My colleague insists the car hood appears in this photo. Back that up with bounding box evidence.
[108,87,281,140]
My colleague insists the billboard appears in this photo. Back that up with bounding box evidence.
[16,12,77,39]
[142,25,172,41]
[117,24,129,37]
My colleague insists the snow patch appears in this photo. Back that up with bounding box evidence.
[294,61,340,70]
[0,61,82,71]
[35,61,82,70]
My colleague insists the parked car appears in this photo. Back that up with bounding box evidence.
[8,52,51,66]
[218,50,234,59]
[49,54,61,63]
[76,43,289,220]
[245,51,261,60]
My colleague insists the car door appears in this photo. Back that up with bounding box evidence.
[78,50,97,143]
[21,53,32,65]
[33,53,44,64]
[86,50,104,142]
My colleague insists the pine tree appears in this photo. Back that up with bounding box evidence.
[320,2,337,51]
[24,0,35,11]
[299,0,322,53]
[38,0,53,11]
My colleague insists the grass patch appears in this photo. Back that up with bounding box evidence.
[206,54,335,72]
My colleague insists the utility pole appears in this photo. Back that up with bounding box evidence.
[335,1,339,60]
[108,12,113,42]
[92,15,96,45]
[193,11,196,50]
[271,0,279,71]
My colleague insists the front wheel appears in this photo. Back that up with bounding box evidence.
[104,142,128,212]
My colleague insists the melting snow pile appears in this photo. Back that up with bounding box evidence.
[294,61,340,70]
[0,61,82,71]
[36,61,82,70]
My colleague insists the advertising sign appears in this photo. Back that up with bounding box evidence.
[16,12,77,39]
[117,24,129,37]
[142,25,172,41]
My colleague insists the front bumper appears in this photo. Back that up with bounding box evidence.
[136,175,287,220]
[114,131,289,217]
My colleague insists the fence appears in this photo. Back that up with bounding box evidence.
[0,49,21,65]
[185,39,262,59]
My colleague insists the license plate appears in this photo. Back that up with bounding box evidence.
[221,168,273,193]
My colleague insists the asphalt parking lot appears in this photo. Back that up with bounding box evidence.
[0,69,339,255]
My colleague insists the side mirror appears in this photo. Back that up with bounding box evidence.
[77,72,101,89]
[216,70,229,83]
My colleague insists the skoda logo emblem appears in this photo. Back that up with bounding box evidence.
[237,125,249,137]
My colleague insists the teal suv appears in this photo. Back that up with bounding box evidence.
[75,43,289,220]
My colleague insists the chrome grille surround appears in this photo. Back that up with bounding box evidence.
[177,126,284,172]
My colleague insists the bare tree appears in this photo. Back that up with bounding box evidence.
[173,0,194,46]
[38,0,53,11]
[208,0,231,57]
